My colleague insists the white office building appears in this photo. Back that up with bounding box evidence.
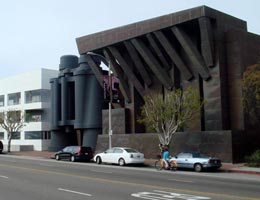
[0,68,58,151]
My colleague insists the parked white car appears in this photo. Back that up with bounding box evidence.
[94,147,145,166]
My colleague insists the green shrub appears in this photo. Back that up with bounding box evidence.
[245,150,260,167]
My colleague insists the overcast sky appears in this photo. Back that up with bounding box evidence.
[0,0,259,78]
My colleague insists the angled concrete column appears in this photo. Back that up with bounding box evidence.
[153,31,193,81]
[123,41,152,87]
[131,38,174,90]
[146,33,171,70]
[199,17,214,67]
[108,46,145,96]
[171,26,211,80]
[85,53,104,87]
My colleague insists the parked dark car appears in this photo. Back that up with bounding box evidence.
[169,151,222,172]
[0,140,3,153]
[55,146,93,162]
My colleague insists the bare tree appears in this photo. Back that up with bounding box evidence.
[0,110,25,152]
[139,87,204,146]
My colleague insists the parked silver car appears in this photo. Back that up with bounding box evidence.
[169,152,222,172]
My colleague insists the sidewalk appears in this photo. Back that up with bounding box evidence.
[4,151,260,175]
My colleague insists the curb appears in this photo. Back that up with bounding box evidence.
[227,169,260,176]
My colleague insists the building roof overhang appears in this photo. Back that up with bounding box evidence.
[75,6,247,102]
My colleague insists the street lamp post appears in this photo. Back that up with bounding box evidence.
[87,52,112,149]
[108,61,112,149]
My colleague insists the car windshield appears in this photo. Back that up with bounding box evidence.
[124,148,138,153]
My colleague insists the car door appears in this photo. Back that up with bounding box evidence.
[62,146,72,159]
[101,148,115,163]
[182,153,194,169]
[176,153,191,168]
[112,148,124,163]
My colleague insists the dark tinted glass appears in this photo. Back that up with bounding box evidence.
[80,147,92,153]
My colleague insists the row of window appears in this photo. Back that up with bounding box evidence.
[0,131,51,140]
[0,89,50,107]
[0,110,46,123]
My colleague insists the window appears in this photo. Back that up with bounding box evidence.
[177,153,191,158]
[43,131,51,139]
[114,148,123,153]
[106,149,114,153]
[72,146,79,153]
[25,110,42,122]
[8,93,21,105]
[25,131,51,139]
[3,111,22,123]
[64,146,73,152]
[0,95,4,107]
[0,132,4,140]
[25,89,51,103]
[125,148,138,153]
[11,132,21,139]
[25,131,42,139]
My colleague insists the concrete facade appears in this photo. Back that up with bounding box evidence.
[0,68,58,151]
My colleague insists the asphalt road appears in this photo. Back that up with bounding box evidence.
[0,155,259,200]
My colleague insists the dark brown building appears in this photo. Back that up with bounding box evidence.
[76,6,260,162]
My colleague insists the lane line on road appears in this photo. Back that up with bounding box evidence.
[0,175,9,179]
[58,188,92,196]
[90,170,112,174]
[39,163,55,167]
[0,163,259,200]
[168,178,194,183]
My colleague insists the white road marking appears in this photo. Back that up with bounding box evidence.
[132,190,211,200]
[90,170,112,174]
[58,188,92,197]
[39,163,54,167]
[0,175,9,179]
[168,178,194,183]
[1,159,17,163]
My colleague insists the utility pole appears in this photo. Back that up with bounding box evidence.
[108,61,112,149]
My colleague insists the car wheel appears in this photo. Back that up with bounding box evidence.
[118,158,125,166]
[70,155,76,162]
[194,163,203,172]
[55,155,60,161]
[96,156,102,164]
